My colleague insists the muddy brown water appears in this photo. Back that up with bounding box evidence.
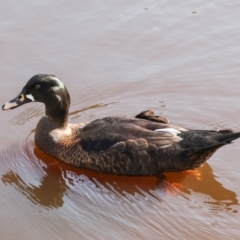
[0,1,240,239]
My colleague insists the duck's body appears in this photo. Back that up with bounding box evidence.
[35,115,239,175]
[2,75,240,175]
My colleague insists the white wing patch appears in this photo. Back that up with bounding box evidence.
[155,128,181,135]
[155,128,183,145]
[26,94,35,101]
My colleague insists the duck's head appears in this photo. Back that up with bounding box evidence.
[2,74,71,127]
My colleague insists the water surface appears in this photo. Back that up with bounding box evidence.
[0,1,240,239]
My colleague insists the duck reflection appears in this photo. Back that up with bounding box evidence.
[1,152,69,208]
[1,146,239,212]
[162,164,239,212]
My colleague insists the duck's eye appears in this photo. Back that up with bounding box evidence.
[35,84,40,89]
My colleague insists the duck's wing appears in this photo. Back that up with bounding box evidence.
[79,117,183,152]
[135,110,169,124]
[79,117,185,174]
[78,117,240,174]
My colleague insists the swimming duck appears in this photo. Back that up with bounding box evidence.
[2,74,240,175]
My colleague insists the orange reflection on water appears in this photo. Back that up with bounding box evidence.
[2,146,239,213]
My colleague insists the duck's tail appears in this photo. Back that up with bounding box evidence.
[180,142,228,170]
[180,130,240,170]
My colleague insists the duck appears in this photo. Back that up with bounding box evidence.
[2,74,240,175]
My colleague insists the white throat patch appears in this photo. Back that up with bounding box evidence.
[26,94,35,102]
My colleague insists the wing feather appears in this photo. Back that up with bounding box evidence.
[79,117,183,153]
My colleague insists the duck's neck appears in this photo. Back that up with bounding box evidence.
[45,94,70,128]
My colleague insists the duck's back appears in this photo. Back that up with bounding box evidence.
[80,116,184,152]
[77,117,240,174]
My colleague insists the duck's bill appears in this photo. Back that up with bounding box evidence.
[2,93,31,110]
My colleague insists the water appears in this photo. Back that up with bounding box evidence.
[0,1,240,239]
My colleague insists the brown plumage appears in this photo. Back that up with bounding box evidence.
[2,74,240,175]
